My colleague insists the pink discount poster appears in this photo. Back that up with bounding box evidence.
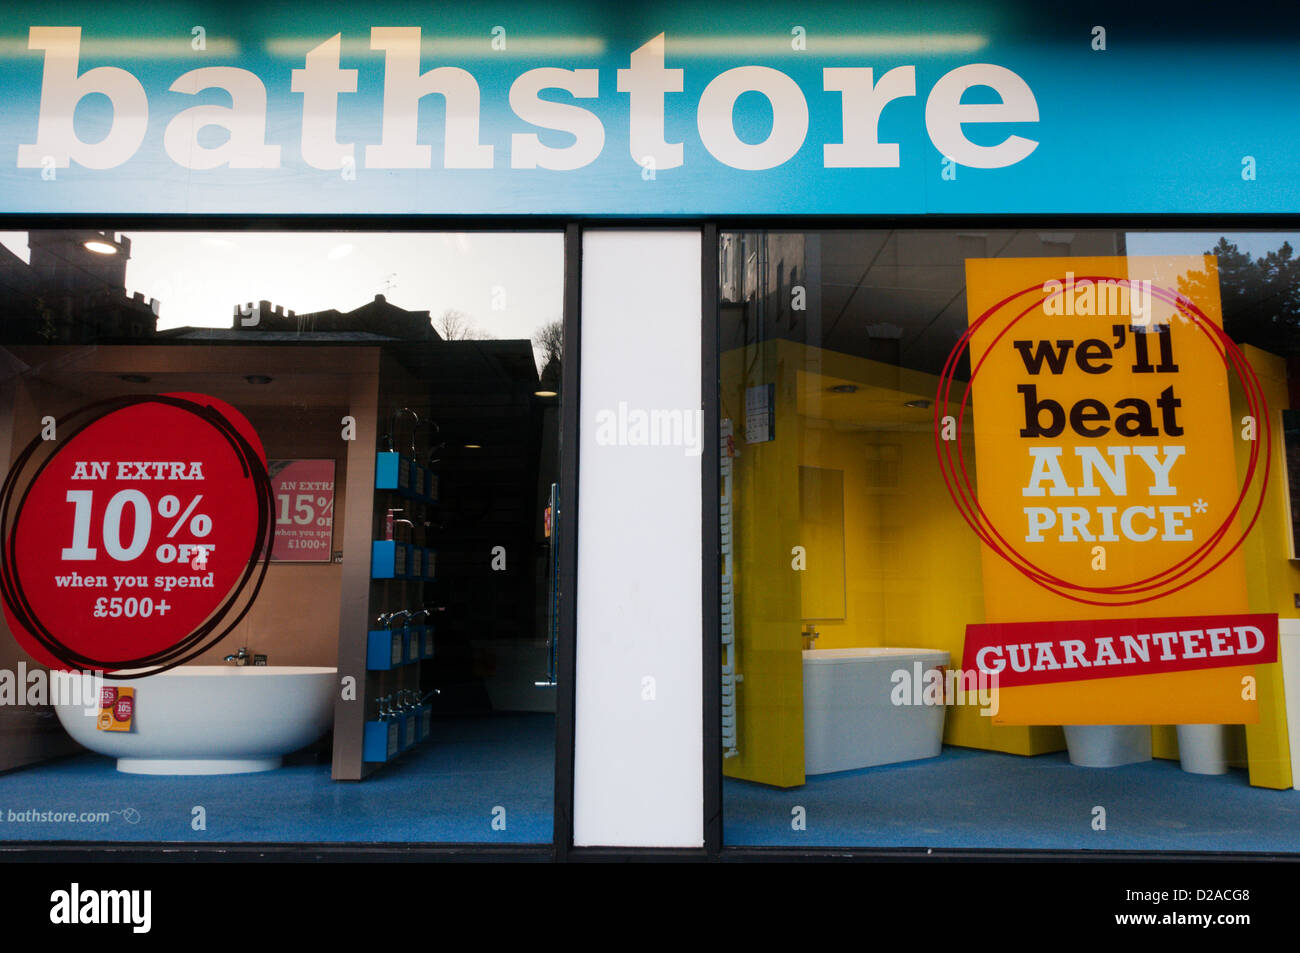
[269,459,335,562]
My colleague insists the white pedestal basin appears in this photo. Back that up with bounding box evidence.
[1063,725,1151,767]
[1176,724,1230,775]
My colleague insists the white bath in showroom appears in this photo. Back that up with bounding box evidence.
[54,666,336,775]
[803,647,949,775]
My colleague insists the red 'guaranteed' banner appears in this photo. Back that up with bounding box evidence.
[962,613,1277,689]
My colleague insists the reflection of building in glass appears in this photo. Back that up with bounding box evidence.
[154,283,560,724]
[151,294,436,343]
[0,231,158,344]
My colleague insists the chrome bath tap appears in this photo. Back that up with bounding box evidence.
[224,647,249,666]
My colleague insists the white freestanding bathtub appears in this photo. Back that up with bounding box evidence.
[803,647,949,775]
[53,666,336,775]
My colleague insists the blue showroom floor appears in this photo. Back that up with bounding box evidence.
[0,713,554,843]
[724,746,1300,852]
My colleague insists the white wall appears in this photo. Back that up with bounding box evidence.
[573,230,703,847]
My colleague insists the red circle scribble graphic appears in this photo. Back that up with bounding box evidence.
[0,393,274,674]
[935,277,1271,606]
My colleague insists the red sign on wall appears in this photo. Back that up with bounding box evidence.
[268,460,335,562]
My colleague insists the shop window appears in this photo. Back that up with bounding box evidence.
[720,228,1300,852]
[0,229,564,845]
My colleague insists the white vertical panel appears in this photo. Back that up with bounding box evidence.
[1280,619,1300,789]
[574,230,703,846]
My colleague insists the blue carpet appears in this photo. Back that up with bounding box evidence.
[0,713,554,843]
[725,746,1300,852]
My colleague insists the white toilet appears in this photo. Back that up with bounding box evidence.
[1063,725,1152,767]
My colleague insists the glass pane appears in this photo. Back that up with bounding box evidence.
[0,228,563,843]
[721,228,1300,851]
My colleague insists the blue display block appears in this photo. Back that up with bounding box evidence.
[406,625,424,664]
[417,704,433,744]
[363,720,400,763]
[420,626,435,660]
[366,629,405,670]
[375,451,412,495]
[371,540,411,579]
[378,453,439,503]
[422,548,436,580]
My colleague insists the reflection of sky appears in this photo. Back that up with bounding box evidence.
[1126,232,1299,261]
[0,229,562,354]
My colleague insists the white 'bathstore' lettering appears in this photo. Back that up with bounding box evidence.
[17,28,1039,173]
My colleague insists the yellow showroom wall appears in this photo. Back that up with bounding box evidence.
[722,339,806,788]
[722,339,1063,790]
[788,342,1064,756]
[1225,345,1295,788]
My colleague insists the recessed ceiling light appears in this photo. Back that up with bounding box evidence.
[534,389,558,398]
[84,240,117,255]
[464,443,481,449]
[828,384,859,394]
[903,399,931,409]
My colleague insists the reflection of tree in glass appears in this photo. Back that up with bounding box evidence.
[435,308,495,341]
[1178,238,1300,355]
[533,319,562,364]
[533,319,562,384]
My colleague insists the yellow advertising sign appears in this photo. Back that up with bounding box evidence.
[944,256,1275,724]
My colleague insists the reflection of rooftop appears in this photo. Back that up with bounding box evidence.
[0,230,158,344]
[154,292,438,342]
[152,289,547,390]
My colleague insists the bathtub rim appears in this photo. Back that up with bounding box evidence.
[60,665,339,679]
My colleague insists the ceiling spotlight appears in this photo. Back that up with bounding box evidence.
[84,240,118,255]
[464,443,481,449]
[245,375,273,385]
[903,399,931,409]
[828,384,859,394]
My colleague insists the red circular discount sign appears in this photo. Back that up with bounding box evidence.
[0,393,273,674]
